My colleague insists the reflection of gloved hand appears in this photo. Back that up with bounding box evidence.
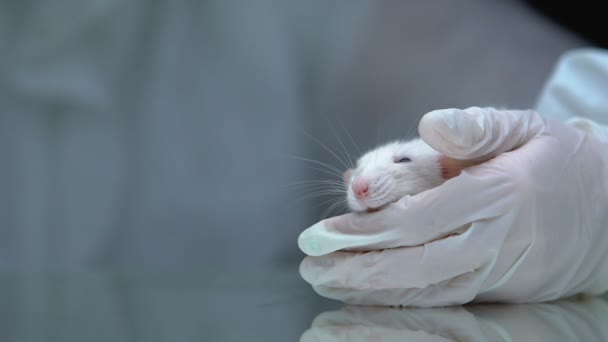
[300,296,608,341]
[298,107,608,307]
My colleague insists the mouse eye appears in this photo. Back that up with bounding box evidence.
[396,157,411,163]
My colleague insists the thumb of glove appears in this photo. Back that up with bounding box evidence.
[418,107,546,161]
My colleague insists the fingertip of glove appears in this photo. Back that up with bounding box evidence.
[420,108,486,157]
[298,223,324,256]
[419,108,462,132]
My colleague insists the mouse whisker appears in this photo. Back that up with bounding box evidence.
[373,180,392,196]
[300,130,353,171]
[318,197,348,215]
[294,191,345,203]
[403,119,422,142]
[292,156,344,175]
[300,188,346,196]
[298,187,346,196]
[290,180,346,189]
[336,119,362,159]
[324,115,356,169]
[392,174,419,183]
[288,186,345,193]
[293,157,344,179]
[299,165,344,180]
[322,198,349,218]
[288,180,346,189]
[318,196,347,206]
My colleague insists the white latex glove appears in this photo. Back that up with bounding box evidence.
[300,296,608,341]
[535,48,608,124]
[298,107,608,307]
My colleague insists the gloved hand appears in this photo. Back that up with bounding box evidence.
[300,296,608,341]
[297,107,608,307]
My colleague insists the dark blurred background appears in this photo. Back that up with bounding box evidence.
[0,0,592,271]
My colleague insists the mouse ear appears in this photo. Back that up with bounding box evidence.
[343,169,353,186]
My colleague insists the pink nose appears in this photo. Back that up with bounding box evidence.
[352,178,370,199]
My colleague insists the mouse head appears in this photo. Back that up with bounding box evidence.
[344,139,443,212]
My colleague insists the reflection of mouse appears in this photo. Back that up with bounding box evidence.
[344,138,445,212]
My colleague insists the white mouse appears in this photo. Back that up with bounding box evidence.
[343,115,608,212]
[344,138,445,212]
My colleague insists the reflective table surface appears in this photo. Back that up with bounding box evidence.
[2,267,608,341]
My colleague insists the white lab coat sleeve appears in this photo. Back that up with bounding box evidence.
[535,48,608,124]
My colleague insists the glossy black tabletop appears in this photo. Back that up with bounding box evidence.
[2,267,607,341]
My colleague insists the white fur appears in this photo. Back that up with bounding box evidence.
[346,138,443,211]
